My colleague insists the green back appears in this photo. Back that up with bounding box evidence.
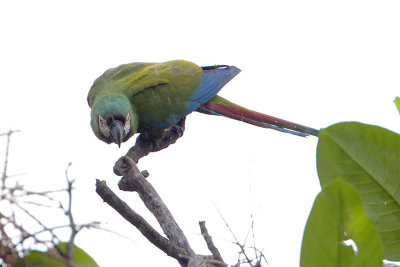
[88,60,203,130]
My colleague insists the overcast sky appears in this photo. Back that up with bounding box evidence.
[1,1,400,266]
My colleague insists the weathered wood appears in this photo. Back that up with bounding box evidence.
[95,179,189,266]
[115,156,195,257]
[96,119,229,266]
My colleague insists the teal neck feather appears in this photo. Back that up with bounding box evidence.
[90,93,138,143]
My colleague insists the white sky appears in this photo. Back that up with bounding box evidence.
[1,1,399,266]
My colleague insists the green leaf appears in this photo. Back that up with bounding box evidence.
[58,242,98,267]
[394,97,400,114]
[15,251,65,267]
[317,122,400,260]
[301,180,383,267]
[15,243,98,267]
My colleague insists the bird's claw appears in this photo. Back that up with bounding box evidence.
[135,117,186,155]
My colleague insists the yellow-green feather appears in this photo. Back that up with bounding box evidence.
[88,60,203,131]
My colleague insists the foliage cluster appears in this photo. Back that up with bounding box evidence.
[300,98,400,266]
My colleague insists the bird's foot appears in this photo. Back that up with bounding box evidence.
[126,118,186,162]
[151,117,186,151]
[166,117,185,140]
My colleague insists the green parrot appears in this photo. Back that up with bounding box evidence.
[88,60,319,147]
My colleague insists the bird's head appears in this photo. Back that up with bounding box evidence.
[90,93,138,147]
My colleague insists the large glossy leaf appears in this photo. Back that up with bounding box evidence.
[301,180,383,267]
[317,122,400,260]
[15,242,98,267]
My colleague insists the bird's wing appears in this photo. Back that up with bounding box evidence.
[88,62,156,107]
[128,61,241,127]
[183,64,241,116]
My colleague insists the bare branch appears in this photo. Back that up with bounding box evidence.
[95,179,189,266]
[199,221,225,265]
[114,156,195,256]
[64,162,77,267]
[214,203,252,264]
[2,130,19,191]
[99,151,230,266]
[0,130,20,137]
[0,131,99,266]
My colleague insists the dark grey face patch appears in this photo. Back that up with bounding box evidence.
[99,113,131,145]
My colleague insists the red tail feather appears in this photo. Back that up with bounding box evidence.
[202,103,319,137]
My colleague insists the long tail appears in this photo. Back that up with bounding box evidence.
[197,96,319,137]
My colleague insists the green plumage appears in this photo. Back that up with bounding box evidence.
[88,59,319,147]
[89,60,201,128]
[88,60,204,144]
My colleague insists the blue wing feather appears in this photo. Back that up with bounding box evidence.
[184,65,241,116]
[159,65,240,127]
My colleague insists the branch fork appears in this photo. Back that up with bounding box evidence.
[96,122,227,267]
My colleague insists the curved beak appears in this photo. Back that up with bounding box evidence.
[110,120,124,148]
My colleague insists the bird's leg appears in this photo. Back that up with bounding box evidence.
[126,117,186,162]
[148,117,186,149]
[168,117,186,139]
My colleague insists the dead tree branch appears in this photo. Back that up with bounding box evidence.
[95,118,266,266]
[214,204,267,266]
[199,221,224,264]
[96,179,190,265]
[0,131,99,266]
[115,156,194,255]
[96,139,228,266]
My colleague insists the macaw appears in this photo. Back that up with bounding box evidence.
[88,60,319,147]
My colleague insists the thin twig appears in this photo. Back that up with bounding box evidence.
[199,221,226,265]
[213,203,253,264]
[0,130,98,266]
[64,162,77,267]
[0,130,20,137]
[2,130,13,191]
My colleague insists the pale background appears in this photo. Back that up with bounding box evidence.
[1,1,399,266]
